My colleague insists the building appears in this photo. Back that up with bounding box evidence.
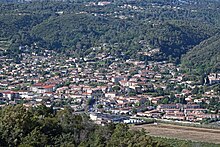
[30,83,56,93]
[208,73,220,85]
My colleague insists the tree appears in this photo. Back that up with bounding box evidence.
[132,107,137,114]
[97,104,103,109]
[0,105,35,146]
[156,87,164,96]
[20,128,48,146]
[87,98,95,106]
[161,97,169,104]
[107,124,130,147]
[191,86,199,95]
[112,85,120,92]
[170,92,176,102]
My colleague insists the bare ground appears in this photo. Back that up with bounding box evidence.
[131,123,220,144]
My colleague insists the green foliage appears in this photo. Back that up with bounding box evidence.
[20,128,48,146]
[182,33,220,74]
[0,105,35,146]
[0,105,166,146]
[107,124,168,147]
[112,85,121,92]
[153,136,220,147]
[0,0,219,63]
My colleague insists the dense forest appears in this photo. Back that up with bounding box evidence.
[0,0,220,72]
[0,105,219,147]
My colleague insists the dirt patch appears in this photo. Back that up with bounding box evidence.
[131,123,220,144]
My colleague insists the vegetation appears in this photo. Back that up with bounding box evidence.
[0,105,218,146]
[0,105,168,146]
[182,33,220,74]
[153,136,220,147]
[0,0,219,72]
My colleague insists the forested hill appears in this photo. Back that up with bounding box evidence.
[30,14,215,59]
[181,33,220,74]
[0,0,220,71]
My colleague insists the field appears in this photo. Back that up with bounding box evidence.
[131,123,220,144]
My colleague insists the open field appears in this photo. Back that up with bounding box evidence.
[131,123,220,144]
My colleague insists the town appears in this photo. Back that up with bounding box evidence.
[0,45,219,125]
[0,0,220,146]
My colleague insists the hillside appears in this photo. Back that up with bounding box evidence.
[181,34,220,73]
[30,14,214,59]
[0,0,219,68]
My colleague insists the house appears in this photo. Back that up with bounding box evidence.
[19,91,35,100]
[56,86,69,94]
[137,110,161,118]
[151,96,164,104]
[162,111,185,120]
[157,104,182,112]
[98,2,111,6]
[89,113,129,125]
[123,119,144,124]
[119,80,129,87]
[111,76,127,83]
[181,89,191,96]
[105,92,116,98]
[115,98,128,105]
[208,73,220,85]
[31,83,56,93]
[1,91,20,100]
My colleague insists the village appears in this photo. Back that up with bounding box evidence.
[0,45,219,126]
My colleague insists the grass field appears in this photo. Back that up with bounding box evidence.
[131,123,220,144]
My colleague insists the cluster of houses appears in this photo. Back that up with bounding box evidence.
[0,47,219,124]
[138,103,219,122]
[208,73,220,85]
